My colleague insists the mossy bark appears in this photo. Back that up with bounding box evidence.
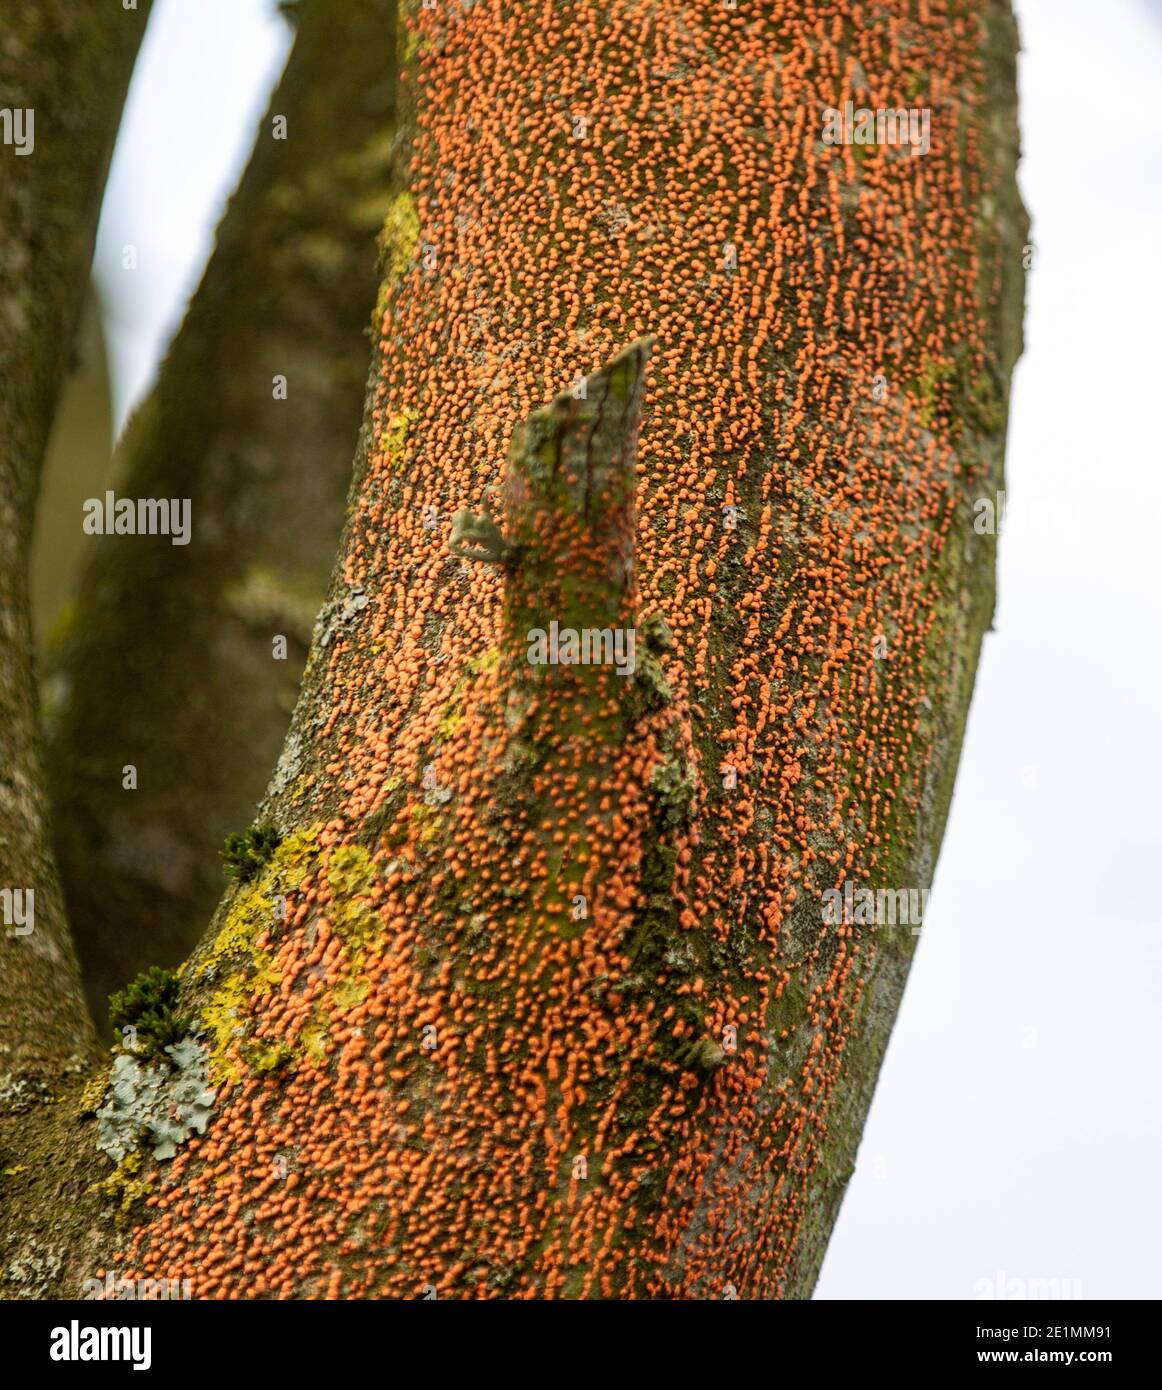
[500,337,650,675]
[1,0,1027,1299]
[780,0,1028,1295]
[45,0,401,1027]
[226,0,1025,1298]
[0,0,151,1078]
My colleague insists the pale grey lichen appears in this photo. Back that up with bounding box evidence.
[6,1247,63,1298]
[0,1073,51,1115]
[267,727,304,798]
[635,612,676,708]
[448,509,515,566]
[650,755,697,824]
[314,584,370,650]
[95,1038,216,1163]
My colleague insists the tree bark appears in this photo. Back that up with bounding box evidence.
[45,0,401,1025]
[2,0,1027,1298]
[0,0,150,1084]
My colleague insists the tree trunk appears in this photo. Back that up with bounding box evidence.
[44,0,401,1026]
[0,0,150,1083]
[1,0,1026,1298]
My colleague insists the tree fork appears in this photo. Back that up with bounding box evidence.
[0,0,1028,1300]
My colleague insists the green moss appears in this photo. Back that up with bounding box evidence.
[908,353,957,429]
[766,971,811,1043]
[633,612,676,710]
[107,966,190,1059]
[960,357,1006,436]
[219,821,283,882]
[358,784,404,849]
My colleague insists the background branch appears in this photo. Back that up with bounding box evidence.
[0,0,151,1076]
[45,0,400,1026]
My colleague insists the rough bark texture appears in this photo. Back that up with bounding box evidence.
[0,1,150,1084]
[1,0,1026,1299]
[45,0,400,1026]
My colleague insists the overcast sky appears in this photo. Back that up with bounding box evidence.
[92,0,1162,1299]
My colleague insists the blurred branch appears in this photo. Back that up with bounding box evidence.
[0,0,152,1075]
[31,288,114,647]
[45,0,401,1027]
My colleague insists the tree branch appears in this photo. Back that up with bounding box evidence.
[2,0,1028,1300]
[501,336,650,646]
[0,0,152,1076]
[45,0,401,1026]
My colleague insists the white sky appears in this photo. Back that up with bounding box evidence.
[818,0,1162,1300]
[94,0,291,426]
[92,0,1161,1299]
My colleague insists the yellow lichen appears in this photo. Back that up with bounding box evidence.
[98,1149,154,1218]
[381,407,416,471]
[301,1010,331,1066]
[374,191,420,323]
[332,976,370,1011]
[198,827,324,1080]
[79,1071,109,1116]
